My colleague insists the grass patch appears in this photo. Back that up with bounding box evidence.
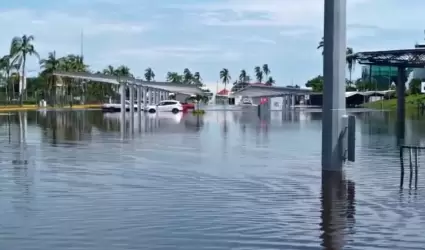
[192,109,206,115]
[362,95,425,110]
[0,104,102,112]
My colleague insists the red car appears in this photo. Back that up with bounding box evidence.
[181,103,195,112]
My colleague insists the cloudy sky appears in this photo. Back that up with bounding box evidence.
[1,0,424,90]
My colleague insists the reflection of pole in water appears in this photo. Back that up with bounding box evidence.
[320,171,354,250]
[13,112,28,165]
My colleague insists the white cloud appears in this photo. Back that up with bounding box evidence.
[221,35,276,44]
[115,46,241,62]
[0,8,152,71]
[171,0,370,28]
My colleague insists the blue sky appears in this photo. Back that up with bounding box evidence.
[1,0,425,90]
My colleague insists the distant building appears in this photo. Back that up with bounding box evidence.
[361,43,425,90]
[412,44,425,80]
[360,65,398,90]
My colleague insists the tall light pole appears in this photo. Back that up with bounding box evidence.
[321,0,347,171]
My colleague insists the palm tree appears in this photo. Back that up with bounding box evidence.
[265,76,275,86]
[0,55,17,101]
[254,66,263,83]
[193,72,202,86]
[262,64,270,79]
[144,67,155,81]
[10,34,39,105]
[219,68,231,90]
[239,69,249,83]
[115,65,131,77]
[183,68,193,84]
[103,65,116,76]
[40,51,61,103]
[346,47,355,83]
[166,72,182,82]
[317,37,324,54]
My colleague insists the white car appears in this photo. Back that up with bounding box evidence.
[147,100,183,113]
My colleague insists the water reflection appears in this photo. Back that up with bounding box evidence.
[1,110,425,249]
[26,111,204,143]
[321,171,356,250]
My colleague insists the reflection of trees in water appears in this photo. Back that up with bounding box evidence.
[320,171,356,250]
[87,112,121,132]
[37,111,93,144]
[183,115,204,132]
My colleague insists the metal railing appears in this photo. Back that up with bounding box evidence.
[399,145,423,189]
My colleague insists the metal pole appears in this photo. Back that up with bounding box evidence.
[120,82,126,137]
[396,66,406,143]
[322,0,347,171]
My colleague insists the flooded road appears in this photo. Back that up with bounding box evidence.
[0,109,424,249]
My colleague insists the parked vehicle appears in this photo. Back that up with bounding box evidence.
[147,100,183,113]
[102,100,140,112]
[181,102,195,112]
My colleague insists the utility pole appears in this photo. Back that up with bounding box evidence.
[322,0,347,171]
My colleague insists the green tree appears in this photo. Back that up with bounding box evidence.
[346,47,355,83]
[0,54,18,101]
[144,67,155,81]
[265,76,275,86]
[183,68,193,84]
[408,78,421,95]
[166,72,182,82]
[305,75,324,92]
[40,51,61,103]
[11,34,40,105]
[262,64,270,79]
[219,68,231,90]
[254,66,263,83]
[193,72,202,86]
[317,37,324,54]
[239,69,249,83]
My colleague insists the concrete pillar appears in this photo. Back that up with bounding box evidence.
[396,66,406,143]
[321,0,347,171]
[137,86,142,113]
[153,89,156,104]
[120,82,126,137]
[137,86,142,132]
[129,84,134,134]
[285,95,289,109]
[291,95,295,108]
[143,87,147,111]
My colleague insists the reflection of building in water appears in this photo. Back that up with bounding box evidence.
[321,171,356,250]
[102,112,204,134]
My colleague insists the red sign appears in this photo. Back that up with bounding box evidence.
[260,97,268,104]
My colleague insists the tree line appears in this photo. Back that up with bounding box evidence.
[0,34,280,106]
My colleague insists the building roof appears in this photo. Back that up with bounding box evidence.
[352,48,425,68]
[217,88,230,96]
[53,71,206,96]
[231,84,312,98]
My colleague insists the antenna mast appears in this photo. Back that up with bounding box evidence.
[80,29,84,63]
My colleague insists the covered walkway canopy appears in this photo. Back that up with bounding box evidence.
[230,84,312,98]
[351,48,425,141]
[345,90,394,98]
[351,48,425,67]
[53,71,206,96]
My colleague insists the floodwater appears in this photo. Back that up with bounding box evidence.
[0,108,425,250]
